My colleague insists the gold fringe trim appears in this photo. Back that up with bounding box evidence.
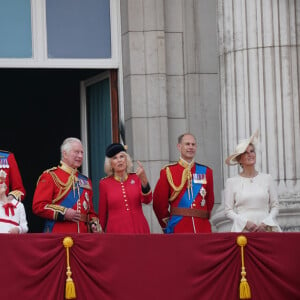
[8,190,24,201]
[166,167,192,202]
[49,171,77,204]
[237,235,251,299]
[63,237,76,299]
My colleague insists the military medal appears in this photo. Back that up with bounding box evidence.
[0,158,9,168]
[85,192,89,202]
[78,178,92,190]
[83,192,90,211]
[0,170,7,183]
[83,200,88,210]
[193,173,207,184]
[200,186,207,207]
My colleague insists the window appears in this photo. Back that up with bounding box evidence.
[46,0,111,59]
[0,0,120,68]
[0,0,32,58]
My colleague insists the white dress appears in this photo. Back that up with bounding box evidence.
[224,173,281,232]
[0,199,28,233]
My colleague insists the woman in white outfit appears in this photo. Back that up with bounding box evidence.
[224,130,281,232]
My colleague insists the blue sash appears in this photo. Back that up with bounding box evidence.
[165,164,207,233]
[44,173,87,232]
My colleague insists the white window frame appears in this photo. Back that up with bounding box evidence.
[0,0,120,69]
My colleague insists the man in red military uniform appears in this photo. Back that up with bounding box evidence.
[153,133,214,233]
[0,150,26,201]
[32,137,101,233]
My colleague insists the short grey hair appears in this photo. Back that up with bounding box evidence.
[60,137,82,159]
[178,133,196,144]
[104,151,133,176]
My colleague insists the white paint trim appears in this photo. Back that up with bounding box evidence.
[31,0,47,61]
[115,0,125,126]
[110,0,120,67]
[0,59,119,69]
[80,81,88,176]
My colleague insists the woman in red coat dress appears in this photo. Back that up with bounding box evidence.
[98,143,152,233]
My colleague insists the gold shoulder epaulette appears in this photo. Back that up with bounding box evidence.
[162,162,177,170]
[35,167,58,186]
[44,167,58,173]
[166,164,190,202]
[8,190,24,201]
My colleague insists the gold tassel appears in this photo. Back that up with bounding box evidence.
[63,237,76,299]
[237,235,251,299]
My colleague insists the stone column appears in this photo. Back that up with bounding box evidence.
[212,0,300,231]
[121,0,221,232]
[120,0,168,233]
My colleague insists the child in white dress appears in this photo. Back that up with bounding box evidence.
[0,170,28,233]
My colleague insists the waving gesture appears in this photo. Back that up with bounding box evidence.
[136,160,148,187]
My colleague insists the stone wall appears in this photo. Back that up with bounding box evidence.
[120,0,221,232]
[212,0,300,232]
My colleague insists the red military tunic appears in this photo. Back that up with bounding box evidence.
[98,173,152,233]
[32,162,98,233]
[153,159,214,233]
[0,151,26,201]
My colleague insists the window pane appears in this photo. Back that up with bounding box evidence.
[0,0,32,58]
[46,0,111,59]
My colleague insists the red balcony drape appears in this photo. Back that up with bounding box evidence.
[0,232,299,300]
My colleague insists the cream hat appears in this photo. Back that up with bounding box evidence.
[225,129,259,166]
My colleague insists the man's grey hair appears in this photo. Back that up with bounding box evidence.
[177,133,196,144]
[60,137,82,159]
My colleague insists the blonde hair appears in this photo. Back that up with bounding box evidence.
[238,143,256,167]
[104,151,133,176]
